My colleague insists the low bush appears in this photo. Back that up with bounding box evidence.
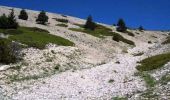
[18,9,28,20]
[0,38,20,64]
[55,18,68,23]
[56,24,68,27]
[36,11,48,25]
[0,9,18,29]
[113,33,135,45]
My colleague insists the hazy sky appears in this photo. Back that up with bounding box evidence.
[0,0,170,30]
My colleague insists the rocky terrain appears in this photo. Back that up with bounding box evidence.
[0,6,170,100]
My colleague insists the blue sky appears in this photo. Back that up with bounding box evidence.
[0,0,170,30]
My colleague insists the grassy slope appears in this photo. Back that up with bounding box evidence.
[69,24,135,45]
[0,27,74,49]
[137,53,170,71]
[69,24,114,38]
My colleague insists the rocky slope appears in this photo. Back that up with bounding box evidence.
[0,6,169,100]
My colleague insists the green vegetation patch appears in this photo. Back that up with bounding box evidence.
[113,33,135,45]
[162,36,170,44]
[69,24,114,38]
[135,72,156,87]
[55,18,68,23]
[159,73,170,85]
[0,38,18,64]
[1,27,74,49]
[136,53,170,71]
[56,24,68,27]
[112,96,128,100]
[140,88,159,99]
[69,24,135,45]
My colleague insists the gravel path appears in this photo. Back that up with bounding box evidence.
[12,54,145,100]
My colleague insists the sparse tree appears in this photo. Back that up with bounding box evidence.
[116,18,127,32]
[8,9,19,29]
[36,10,48,25]
[18,9,28,20]
[84,15,96,30]
[0,14,9,29]
[138,26,144,31]
[0,9,18,29]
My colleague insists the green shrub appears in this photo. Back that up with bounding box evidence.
[138,26,144,31]
[0,39,18,64]
[55,18,68,23]
[116,18,127,32]
[112,96,128,100]
[23,27,49,33]
[36,11,48,25]
[112,33,135,45]
[18,9,28,20]
[7,9,19,29]
[160,73,170,85]
[84,15,96,30]
[135,72,156,87]
[56,24,68,27]
[0,14,9,29]
[0,9,18,29]
[136,53,170,71]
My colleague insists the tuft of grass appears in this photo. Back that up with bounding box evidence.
[159,73,170,85]
[135,72,156,87]
[140,89,159,99]
[132,52,144,56]
[4,27,74,49]
[56,24,68,27]
[136,53,170,71]
[8,65,60,82]
[112,96,128,100]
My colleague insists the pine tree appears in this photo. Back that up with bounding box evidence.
[0,14,9,29]
[84,15,96,30]
[138,26,144,31]
[8,9,19,29]
[116,18,127,32]
[36,10,48,25]
[18,9,28,20]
